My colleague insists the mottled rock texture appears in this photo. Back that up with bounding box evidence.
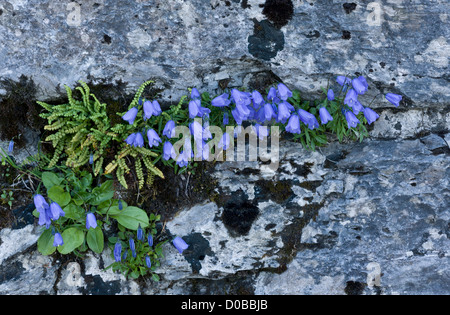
[0,0,449,295]
[0,0,448,108]
[1,136,449,294]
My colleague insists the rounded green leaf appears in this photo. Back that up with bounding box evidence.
[37,228,56,256]
[110,206,149,230]
[41,172,63,190]
[57,227,85,255]
[63,203,84,220]
[86,227,104,254]
[47,185,71,207]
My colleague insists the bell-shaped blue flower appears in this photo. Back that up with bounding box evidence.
[267,87,279,103]
[147,129,162,148]
[336,76,351,86]
[162,120,176,138]
[163,141,176,161]
[351,100,364,115]
[319,107,333,124]
[263,103,276,121]
[211,93,231,107]
[129,238,136,258]
[189,120,203,141]
[285,114,301,134]
[191,88,201,100]
[222,112,229,126]
[344,88,358,107]
[86,212,97,230]
[277,83,292,101]
[385,93,402,107]
[176,150,189,168]
[327,89,335,101]
[352,77,368,95]
[34,194,49,213]
[137,224,144,241]
[363,107,380,125]
[218,132,230,150]
[49,202,65,221]
[145,256,152,268]
[189,99,201,118]
[148,234,153,247]
[231,108,244,125]
[114,242,122,262]
[122,107,138,124]
[344,110,360,129]
[173,236,189,254]
[133,132,144,147]
[53,232,64,247]
[251,91,264,109]
[277,101,291,124]
[298,109,319,130]
[8,140,14,153]
[125,133,136,146]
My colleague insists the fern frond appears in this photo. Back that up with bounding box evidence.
[129,81,154,109]
[142,155,164,179]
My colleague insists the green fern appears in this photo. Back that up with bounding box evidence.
[38,80,164,189]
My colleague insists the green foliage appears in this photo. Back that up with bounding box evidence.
[106,213,165,281]
[38,80,164,190]
[34,168,150,256]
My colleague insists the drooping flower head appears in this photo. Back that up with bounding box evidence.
[145,256,152,268]
[336,76,352,86]
[344,110,360,129]
[172,236,189,254]
[251,90,264,109]
[285,114,301,134]
[218,132,231,150]
[49,202,65,221]
[352,77,368,95]
[298,109,319,130]
[222,112,229,126]
[8,140,14,154]
[385,93,402,107]
[162,120,176,138]
[162,141,176,161]
[125,133,137,146]
[129,238,136,258]
[53,232,64,247]
[147,129,162,148]
[211,93,231,107]
[319,107,333,124]
[137,224,144,241]
[114,242,122,262]
[344,88,358,107]
[133,132,144,147]
[327,89,335,101]
[86,212,97,230]
[363,107,380,125]
[277,101,291,124]
[148,234,153,247]
[34,194,49,213]
[277,83,292,101]
[122,107,138,125]
[263,103,277,122]
[190,87,201,100]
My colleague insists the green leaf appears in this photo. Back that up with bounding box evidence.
[57,227,85,255]
[151,273,160,282]
[41,172,63,190]
[63,203,84,220]
[89,180,114,206]
[37,228,56,256]
[110,206,149,230]
[47,185,71,207]
[86,226,104,254]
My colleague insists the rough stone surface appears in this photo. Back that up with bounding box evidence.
[1,135,448,295]
[0,0,449,110]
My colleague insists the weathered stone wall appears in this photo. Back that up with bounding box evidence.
[0,0,449,108]
[0,0,449,295]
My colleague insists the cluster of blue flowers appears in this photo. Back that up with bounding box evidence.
[33,194,98,247]
[113,224,188,269]
[120,76,402,169]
